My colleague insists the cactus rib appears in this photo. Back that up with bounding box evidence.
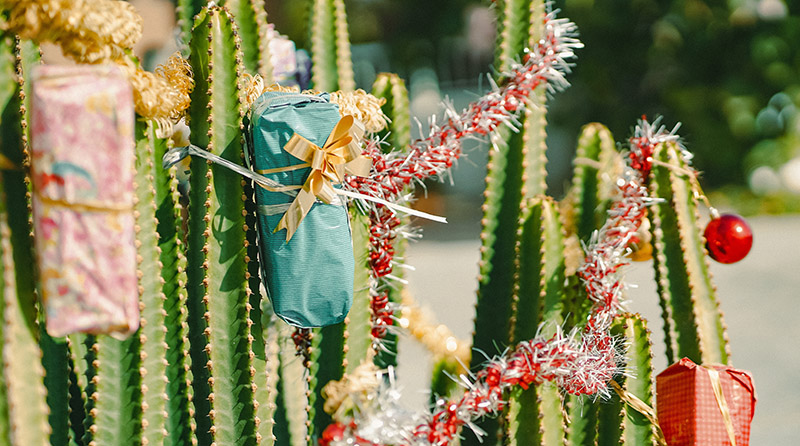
[134,120,171,446]
[619,314,657,446]
[185,7,257,446]
[0,34,50,446]
[310,0,338,91]
[332,0,355,92]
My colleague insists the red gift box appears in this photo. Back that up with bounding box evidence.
[656,358,756,446]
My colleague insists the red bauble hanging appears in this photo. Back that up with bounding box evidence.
[704,214,753,264]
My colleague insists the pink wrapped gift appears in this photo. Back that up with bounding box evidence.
[30,65,138,337]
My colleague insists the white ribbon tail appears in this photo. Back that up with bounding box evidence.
[335,188,447,224]
[163,144,446,224]
[163,145,298,197]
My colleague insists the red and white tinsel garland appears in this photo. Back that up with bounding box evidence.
[344,6,583,346]
[321,118,683,446]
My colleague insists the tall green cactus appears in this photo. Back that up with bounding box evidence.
[649,142,730,365]
[619,314,658,446]
[564,124,620,243]
[369,72,412,370]
[227,0,275,81]
[507,196,568,446]
[133,120,172,446]
[371,73,411,152]
[562,124,619,446]
[0,35,50,446]
[185,7,257,446]
[469,1,549,443]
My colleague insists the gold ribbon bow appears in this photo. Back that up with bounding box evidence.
[271,115,371,241]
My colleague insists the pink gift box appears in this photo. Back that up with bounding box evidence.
[30,64,139,337]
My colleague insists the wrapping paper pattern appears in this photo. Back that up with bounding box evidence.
[30,65,138,337]
[656,358,757,446]
[249,91,354,328]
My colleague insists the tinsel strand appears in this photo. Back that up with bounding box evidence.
[342,7,582,348]
[322,117,683,446]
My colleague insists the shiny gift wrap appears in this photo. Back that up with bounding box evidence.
[30,65,138,337]
[249,91,355,327]
[656,358,756,446]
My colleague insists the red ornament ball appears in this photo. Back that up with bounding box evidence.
[704,214,753,264]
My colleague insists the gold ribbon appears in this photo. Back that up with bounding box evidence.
[706,367,737,446]
[265,115,371,241]
[609,380,667,446]
[36,194,133,213]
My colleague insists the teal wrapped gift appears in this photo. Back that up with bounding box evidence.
[249,91,368,327]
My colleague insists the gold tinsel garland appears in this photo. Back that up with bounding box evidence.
[398,289,471,371]
[1,0,193,136]
[322,361,381,419]
[241,73,389,133]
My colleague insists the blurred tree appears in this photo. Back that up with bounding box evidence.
[268,0,800,194]
[551,0,800,190]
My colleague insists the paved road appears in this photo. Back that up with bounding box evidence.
[398,214,800,444]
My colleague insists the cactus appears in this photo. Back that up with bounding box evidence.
[469,1,552,443]
[227,0,275,81]
[507,196,567,446]
[368,73,411,369]
[184,7,257,446]
[309,0,355,91]
[371,73,411,152]
[649,142,730,365]
[0,2,742,446]
[0,35,50,446]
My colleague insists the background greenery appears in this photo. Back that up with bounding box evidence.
[266,0,800,211]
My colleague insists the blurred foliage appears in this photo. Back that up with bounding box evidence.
[269,0,471,75]
[550,0,800,190]
[269,0,800,196]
